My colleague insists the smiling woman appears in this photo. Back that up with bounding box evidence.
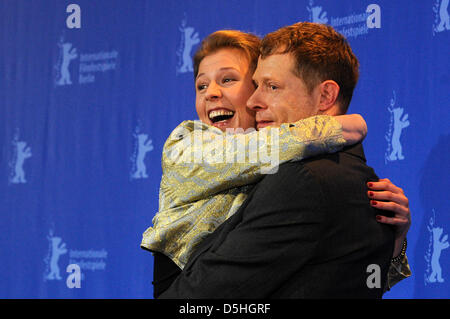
[194,48,256,130]
[192,30,261,131]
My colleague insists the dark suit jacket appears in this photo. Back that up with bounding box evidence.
[158,143,395,298]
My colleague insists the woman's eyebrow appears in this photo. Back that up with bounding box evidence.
[196,67,240,80]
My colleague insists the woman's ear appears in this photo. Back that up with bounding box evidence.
[318,80,340,113]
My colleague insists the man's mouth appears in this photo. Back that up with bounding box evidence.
[208,109,235,124]
[256,120,274,129]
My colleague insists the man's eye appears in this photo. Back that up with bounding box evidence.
[197,84,207,91]
[270,85,278,90]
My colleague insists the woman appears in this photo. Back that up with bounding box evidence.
[141,30,411,297]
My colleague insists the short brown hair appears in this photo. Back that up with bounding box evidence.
[260,22,359,113]
[193,30,261,79]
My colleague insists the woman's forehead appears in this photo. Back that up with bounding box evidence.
[198,48,250,73]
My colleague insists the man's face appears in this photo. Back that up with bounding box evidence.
[247,53,320,129]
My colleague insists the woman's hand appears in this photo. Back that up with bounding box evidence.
[367,178,411,258]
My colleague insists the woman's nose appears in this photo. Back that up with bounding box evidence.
[205,82,222,100]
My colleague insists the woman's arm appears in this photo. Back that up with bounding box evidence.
[367,178,411,257]
[161,115,366,207]
[367,178,412,290]
[335,114,367,145]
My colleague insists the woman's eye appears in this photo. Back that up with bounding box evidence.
[222,78,235,84]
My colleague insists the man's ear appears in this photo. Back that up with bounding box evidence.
[318,80,340,113]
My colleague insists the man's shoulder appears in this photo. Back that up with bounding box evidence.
[274,142,364,170]
[297,143,369,174]
[259,143,375,193]
[261,158,316,186]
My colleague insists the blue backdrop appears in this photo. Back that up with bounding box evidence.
[0,0,448,299]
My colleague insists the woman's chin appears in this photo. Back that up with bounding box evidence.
[212,118,235,131]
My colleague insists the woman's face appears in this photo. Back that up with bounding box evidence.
[195,48,256,131]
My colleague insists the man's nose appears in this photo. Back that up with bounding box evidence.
[246,89,265,111]
[205,82,222,100]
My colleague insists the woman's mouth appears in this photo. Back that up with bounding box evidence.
[208,109,235,128]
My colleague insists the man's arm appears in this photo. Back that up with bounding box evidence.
[159,162,326,298]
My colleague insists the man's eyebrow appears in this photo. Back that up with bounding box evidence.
[255,76,275,84]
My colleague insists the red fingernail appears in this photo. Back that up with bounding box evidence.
[371,200,377,205]
[376,215,382,221]
[368,182,373,187]
[368,191,374,197]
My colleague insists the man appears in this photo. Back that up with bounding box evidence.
[159,22,398,298]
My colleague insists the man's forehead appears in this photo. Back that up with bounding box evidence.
[253,53,296,79]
